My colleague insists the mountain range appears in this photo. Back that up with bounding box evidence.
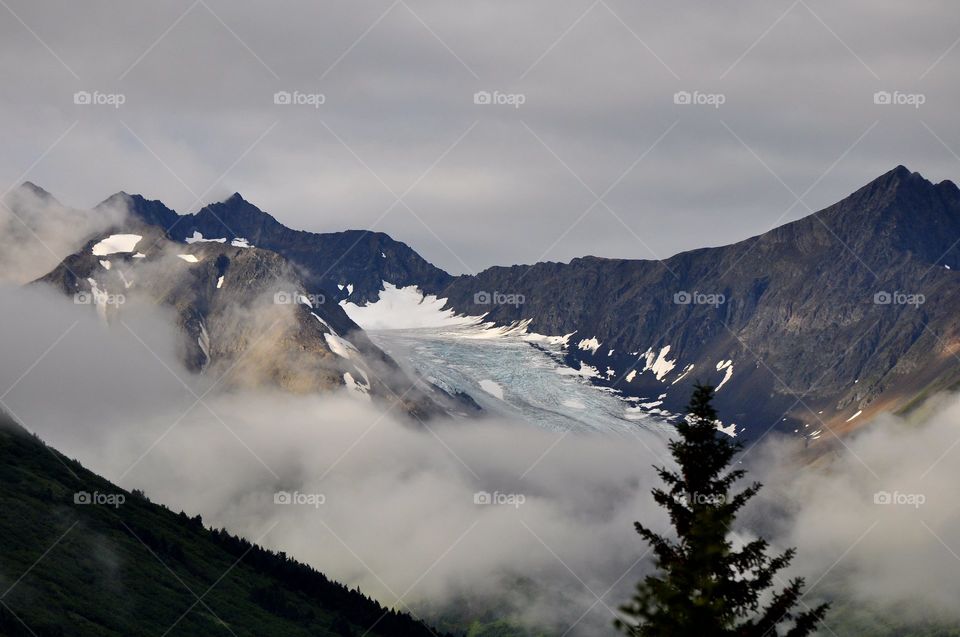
[17,165,960,440]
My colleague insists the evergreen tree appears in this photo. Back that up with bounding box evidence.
[617,384,828,636]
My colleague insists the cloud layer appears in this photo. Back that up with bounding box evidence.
[5,276,960,634]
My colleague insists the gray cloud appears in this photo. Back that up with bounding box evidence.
[749,403,960,625]
[0,282,671,635]
[0,185,125,284]
[5,275,960,633]
[0,1,958,273]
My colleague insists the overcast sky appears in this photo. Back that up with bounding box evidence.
[1,1,958,274]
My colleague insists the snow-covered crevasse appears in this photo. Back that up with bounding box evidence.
[342,283,673,437]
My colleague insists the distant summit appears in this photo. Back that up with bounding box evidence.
[17,181,54,200]
[96,190,453,303]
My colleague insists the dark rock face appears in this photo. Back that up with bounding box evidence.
[100,193,452,304]
[437,166,960,437]
[34,226,456,420]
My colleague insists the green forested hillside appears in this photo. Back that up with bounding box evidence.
[0,415,446,637]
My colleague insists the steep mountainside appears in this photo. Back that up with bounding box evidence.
[438,167,960,438]
[0,413,446,637]
[34,224,469,419]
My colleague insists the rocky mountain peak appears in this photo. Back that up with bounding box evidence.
[17,181,54,201]
[833,165,932,214]
[192,193,282,240]
[97,192,179,230]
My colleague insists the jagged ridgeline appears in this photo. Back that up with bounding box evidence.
[20,165,960,440]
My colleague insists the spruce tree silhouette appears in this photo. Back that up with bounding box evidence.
[617,383,828,636]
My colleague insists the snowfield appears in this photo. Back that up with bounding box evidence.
[341,282,484,330]
[91,234,142,256]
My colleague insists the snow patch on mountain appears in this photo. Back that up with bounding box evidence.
[92,233,141,256]
[177,254,199,263]
[577,337,601,354]
[716,421,737,437]
[342,283,580,359]
[343,372,370,399]
[522,332,574,347]
[324,332,358,359]
[186,231,226,244]
[341,282,483,330]
[672,363,694,385]
[310,312,331,331]
[85,278,109,321]
[198,323,211,364]
[716,360,734,390]
[641,346,676,381]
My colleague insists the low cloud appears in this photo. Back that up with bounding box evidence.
[4,270,960,634]
[0,186,126,285]
[0,284,669,635]
[749,401,960,626]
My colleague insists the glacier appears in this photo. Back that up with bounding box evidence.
[342,283,674,438]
